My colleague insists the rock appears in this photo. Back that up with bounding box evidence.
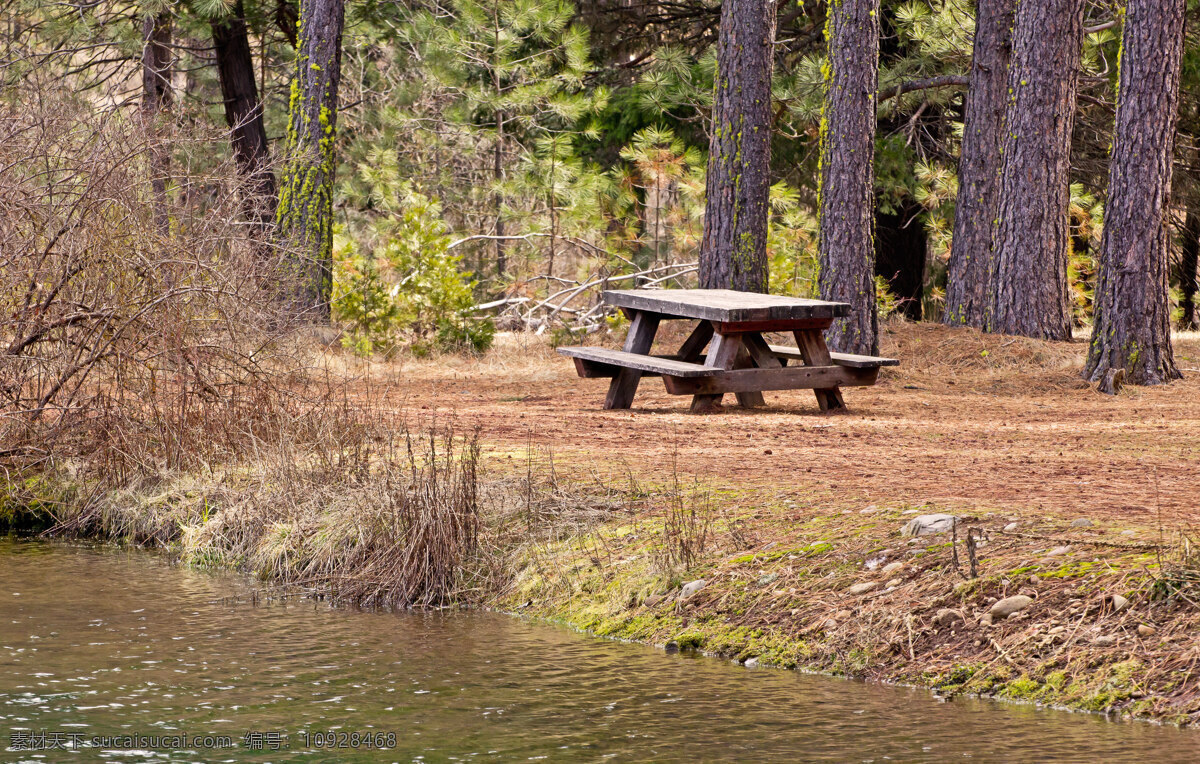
[1121,529,1136,536]
[933,608,964,627]
[1003,522,1019,532]
[1093,635,1116,647]
[644,594,665,607]
[860,505,879,514]
[744,657,760,668]
[847,582,878,596]
[1029,575,1040,585]
[823,618,838,630]
[990,595,1034,619]
[680,579,706,600]
[835,609,853,620]
[881,561,904,575]
[900,514,959,538]
[1071,518,1094,528]
[901,509,920,515]
[1137,624,1156,638]
[1045,546,1071,557]
[1108,594,1130,613]
[979,613,994,627]
[886,578,903,588]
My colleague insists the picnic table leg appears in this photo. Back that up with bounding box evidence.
[690,331,742,413]
[604,310,660,410]
[677,320,714,362]
[793,329,846,411]
[733,345,766,408]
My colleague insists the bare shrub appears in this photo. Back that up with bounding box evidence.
[0,83,303,479]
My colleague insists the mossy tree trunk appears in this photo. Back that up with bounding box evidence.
[140,12,172,234]
[1083,0,1185,390]
[698,0,775,293]
[212,0,277,233]
[275,0,345,320]
[943,0,1014,328]
[818,0,880,355]
[987,0,1086,340]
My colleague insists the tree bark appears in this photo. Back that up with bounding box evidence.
[141,12,172,234]
[212,0,277,232]
[818,0,880,355]
[698,0,775,293]
[988,0,1086,339]
[1083,0,1185,388]
[943,0,1013,328]
[1177,211,1199,329]
[275,0,345,320]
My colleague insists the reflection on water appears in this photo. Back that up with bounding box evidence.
[1,537,1196,762]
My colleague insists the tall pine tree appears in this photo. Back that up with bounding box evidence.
[818,0,880,355]
[276,0,345,318]
[988,0,1086,339]
[698,0,775,293]
[1084,0,1186,390]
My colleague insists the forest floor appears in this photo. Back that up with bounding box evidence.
[9,320,1200,725]
[377,320,1200,725]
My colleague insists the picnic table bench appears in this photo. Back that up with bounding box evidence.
[557,288,897,412]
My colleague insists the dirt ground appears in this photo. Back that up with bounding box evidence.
[373,321,1200,526]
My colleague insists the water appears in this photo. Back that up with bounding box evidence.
[1,538,1196,762]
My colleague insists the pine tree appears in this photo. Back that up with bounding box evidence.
[211,0,276,232]
[943,0,1013,328]
[988,0,1087,339]
[818,0,880,355]
[275,0,345,318]
[1083,0,1186,390]
[140,9,172,234]
[698,0,775,293]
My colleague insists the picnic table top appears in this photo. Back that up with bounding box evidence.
[603,288,851,323]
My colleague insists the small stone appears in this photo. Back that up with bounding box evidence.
[881,561,904,575]
[901,509,920,515]
[1093,635,1116,647]
[823,618,838,630]
[1003,522,1019,532]
[860,505,879,514]
[1046,546,1071,557]
[979,613,994,627]
[644,594,665,607]
[847,581,878,596]
[1109,594,1130,612]
[1137,624,1157,638]
[1029,575,1040,585]
[744,657,760,668]
[990,595,1034,619]
[836,609,853,620]
[1121,530,1136,537]
[886,578,902,588]
[680,579,706,600]
[933,608,964,626]
[900,513,959,538]
[1071,518,1094,528]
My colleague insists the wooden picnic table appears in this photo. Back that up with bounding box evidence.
[558,288,897,412]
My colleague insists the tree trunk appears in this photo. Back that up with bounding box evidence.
[698,0,775,293]
[1083,0,1185,389]
[1177,211,1199,329]
[875,201,926,321]
[140,12,172,234]
[988,0,1085,340]
[275,0,345,320]
[212,0,277,232]
[943,0,1014,328]
[818,0,880,355]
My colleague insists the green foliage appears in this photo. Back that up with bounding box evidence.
[333,177,492,355]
